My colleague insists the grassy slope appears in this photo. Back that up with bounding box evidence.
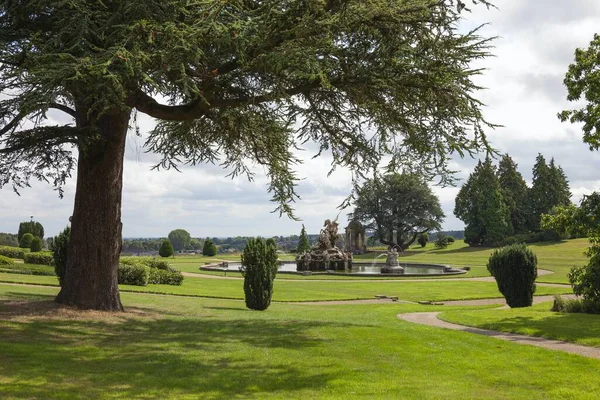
[440,302,600,347]
[0,285,599,399]
[0,271,571,302]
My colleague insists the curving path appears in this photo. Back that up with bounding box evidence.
[398,311,600,360]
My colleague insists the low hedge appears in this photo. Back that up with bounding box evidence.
[0,263,56,276]
[23,252,54,266]
[148,268,184,285]
[0,255,14,266]
[118,264,150,286]
[0,246,28,259]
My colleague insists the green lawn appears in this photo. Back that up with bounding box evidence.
[0,271,572,302]
[169,239,590,283]
[0,284,599,399]
[440,301,600,347]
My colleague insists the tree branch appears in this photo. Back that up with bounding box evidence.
[133,81,321,121]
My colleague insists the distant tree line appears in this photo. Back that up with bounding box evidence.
[455,154,571,247]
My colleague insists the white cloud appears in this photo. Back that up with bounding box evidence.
[2,0,600,237]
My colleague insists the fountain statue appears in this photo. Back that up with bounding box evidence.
[296,218,353,272]
[380,248,405,274]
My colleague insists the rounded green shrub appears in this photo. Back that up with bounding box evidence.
[148,268,184,285]
[23,252,54,266]
[118,264,150,286]
[241,238,278,311]
[52,226,70,285]
[19,233,34,248]
[202,239,218,256]
[159,240,174,258]
[149,259,171,270]
[0,255,14,266]
[417,233,428,248]
[487,244,537,308]
[30,237,43,252]
[447,236,455,243]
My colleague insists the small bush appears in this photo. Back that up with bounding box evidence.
[0,246,26,259]
[52,226,70,285]
[0,263,56,276]
[19,233,34,249]
[159,240,174,258]
[417,233,428,248]
[23,252,54,266]
[30,237,43,252]
[118,264,150,286]
[148,268,184,285]
[487,244,537,308]
[0,255,14,266]
[551,295,600,314]
[241,238,278,311]
[202,239,218,256]
[149,259,171,270]
[446,236,455,243]
[434,234,449,249]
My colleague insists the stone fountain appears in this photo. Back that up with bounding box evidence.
[380,248,405,274]
[296,218,353,272]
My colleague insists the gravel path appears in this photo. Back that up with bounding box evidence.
[397,311,600,359]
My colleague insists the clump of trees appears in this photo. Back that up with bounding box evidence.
[18,221,44,241]
[19,233,34,249]
[487,244,538,308]
[351,174,444,250]
[455,154,571,247]
[241,238,278,311]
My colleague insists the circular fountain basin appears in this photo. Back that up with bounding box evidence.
[200,261,466,277]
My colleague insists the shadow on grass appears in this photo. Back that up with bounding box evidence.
[420,246,493,256]
[466,313,600,346]
[0,298,348,399]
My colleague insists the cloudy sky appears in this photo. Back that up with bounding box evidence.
[1,0,600,238]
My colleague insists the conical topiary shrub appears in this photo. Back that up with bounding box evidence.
[241,238,278,311]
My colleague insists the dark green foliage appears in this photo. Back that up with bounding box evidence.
[351,174,445,250]
[266,238,276,248]
[568,253,600,304]
[18,221,44,240]
[528,155,571,231]
[497,154,529,234]
[417,233,429,248]
[168,229,191,251]
[0,255,14,265]
[487,244,538,308]
[297,225,311,253]
[118,264,150,287]
[552,295,600,315]
[159,241,174,258]
[0,233,18,247]
[23,252,54,266]
[241,238,278,311]
[19,233,34,249]
[455,158,511,246]
[51,226,70,286]
[434,234,450,249]
[0,246,26,259]
[202,239,218,256]
[493,231,562,248]
[30,237,43,252]
[560,33,600,150]
[447,236,455,243]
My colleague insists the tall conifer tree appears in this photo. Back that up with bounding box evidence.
[497,154,529,234]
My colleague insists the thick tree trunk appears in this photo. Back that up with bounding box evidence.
[55,109,130,311]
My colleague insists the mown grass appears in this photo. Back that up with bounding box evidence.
[0,284,599,399]
[440,301,600,347]
[0,263,55,276]
[166,239,590,283]
[0,271,572,302]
